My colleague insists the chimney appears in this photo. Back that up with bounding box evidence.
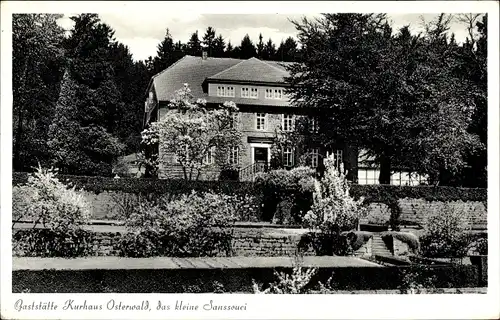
[202,51,208,60]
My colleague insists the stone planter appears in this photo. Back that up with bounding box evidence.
[470,255,488,286]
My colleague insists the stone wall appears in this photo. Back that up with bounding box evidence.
[13,183,488,229]
[13,229,373,258]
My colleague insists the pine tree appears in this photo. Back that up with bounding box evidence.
[239,34,256,59]
[257,33,264,59]
[187,30,202,56]
[12,14,66,171]
[263,38,277,60]
[212,34,226,58]
[48,14,125,176]
[202,26,216,57]
[225,41,234,58]
[155,29,176,72]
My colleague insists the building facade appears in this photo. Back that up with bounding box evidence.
[144,54,426,185]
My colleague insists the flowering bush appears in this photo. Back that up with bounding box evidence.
[141,84,241,180]
[12,166,92,257]
[303,155,366,234]
[13,166,91,230]
[253,266,318,294]
[419,201,473,258]
[226,194,262,222]
[119,191,237,257]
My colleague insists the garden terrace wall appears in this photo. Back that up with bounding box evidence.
[12,228,321,257]
[12,172,487,228]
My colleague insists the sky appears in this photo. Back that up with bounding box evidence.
[57,13,475,62]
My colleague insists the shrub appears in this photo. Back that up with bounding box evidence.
[381,231,420,252]
[419,201,473,258]
[226,194,261,222]
[253,266,318,294]
[343,231,373,251]
[255,166,316,223]
[12,167,92,257]
[303,156,366,235]
[13,228,94,257]
[475,237,488,255]
[218,168,239,181]
[119,191,236,257]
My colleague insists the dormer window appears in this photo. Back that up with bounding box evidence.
[217,85,235,97]
[265,88,283,100]
[241,87,258,99]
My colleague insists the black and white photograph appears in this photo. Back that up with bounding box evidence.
[1,1,499,319]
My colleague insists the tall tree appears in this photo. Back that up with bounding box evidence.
[239,34,256,59]
[257,33,265,59]
[263,38,277,60]
[48,14,125,176]
[212,34,226,58]
[202,26,216,57]
[286,13,480,185]
[225,40,234,58]
[154,29,176,73]
[12,14,66,171]
[187,30,202,56]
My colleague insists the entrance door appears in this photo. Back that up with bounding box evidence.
[254,147,269,172]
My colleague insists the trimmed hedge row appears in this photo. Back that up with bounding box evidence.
[350,184,487,203]
[12,172,257,196]
[13,172,487,202]
[12,263,481,293]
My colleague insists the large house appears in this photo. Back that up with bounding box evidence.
[143,53,427,185]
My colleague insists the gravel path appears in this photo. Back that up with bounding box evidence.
[13,256,383,271]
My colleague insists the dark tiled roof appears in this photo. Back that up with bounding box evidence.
[152,55,242,101]
[151,55,297,102]
[207,57,291,84]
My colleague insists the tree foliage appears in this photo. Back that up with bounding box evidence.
[285,13,487,186]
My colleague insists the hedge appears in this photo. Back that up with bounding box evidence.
[12,263,481,293]
[12,172,258,196]
[13,172,487,202]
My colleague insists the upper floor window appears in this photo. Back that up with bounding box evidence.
[256,113,266,130]
[217,85,235,97]
[282,114,294,132]
[204,146,216,165]
[265,88,283,100]
[310,148,319,168]
[283,147,294,167]
[250,88,258,98]
[326,149,343,168]
[229,112,239,129]
[309,116,319,133]
[228,146,239,165]
[241,87,258,99]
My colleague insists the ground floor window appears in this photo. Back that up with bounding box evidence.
[283,147,294,167]
[228,146,239,165]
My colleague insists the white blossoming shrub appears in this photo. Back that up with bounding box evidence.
[15,166,90,230]
[119,191,237,257]
[12,167,92,257]
[253,266,318,294]
[140,84,241,180]
[419,201,473,258]
[303,154,366,234]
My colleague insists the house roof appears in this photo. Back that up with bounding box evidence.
[206,57,291,84]
[151,55,295,102]
[152,55,242,101]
